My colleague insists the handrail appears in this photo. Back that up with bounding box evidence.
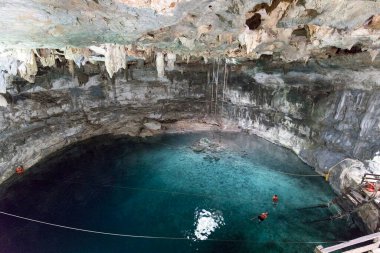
[361,173,380,184]
[364,173,380,177]
[324,158,354,181]
[315,232,380,253]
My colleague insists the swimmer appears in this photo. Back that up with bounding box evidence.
[272,194,279,206]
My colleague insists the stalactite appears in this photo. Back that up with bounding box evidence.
[215,58,220,115]
[211,60,215,114]
[105,44,127,78]
[166,53,176,71]
[36,49,56,67]
[207,70,210,114]
[156,52,165,78]
[68,60,75,78]
[221,60,228,117]
[211,72,214,114]
[64,47,91,67]
[16,49,38,83]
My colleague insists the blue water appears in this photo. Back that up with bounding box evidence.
[0,132,360,253]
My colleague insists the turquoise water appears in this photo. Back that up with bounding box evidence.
[0,133,360,253]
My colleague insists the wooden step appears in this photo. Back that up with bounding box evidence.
[350,191,365,204]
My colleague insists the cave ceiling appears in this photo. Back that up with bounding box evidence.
[0,0,379,84]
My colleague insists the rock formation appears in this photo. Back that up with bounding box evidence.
[0,0,379,233]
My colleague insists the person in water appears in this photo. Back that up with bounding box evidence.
[15,165,24,174]
[256,212,269,223]
[272,194,279,206]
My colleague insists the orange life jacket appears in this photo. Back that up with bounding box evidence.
[16,166,24,174]
[272,196,279,203]
[365,183,376,192]
[259,213,268,220]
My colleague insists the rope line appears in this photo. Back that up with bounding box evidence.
[263,168,321,177]
[0,211,186,240]
[0,211,345,244]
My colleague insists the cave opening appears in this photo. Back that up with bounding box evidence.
[245,13,262,30]
[335,44,363,55]
[291,27,309,38]
[0,0,379,252]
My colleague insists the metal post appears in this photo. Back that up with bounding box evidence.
[314,245,324,253]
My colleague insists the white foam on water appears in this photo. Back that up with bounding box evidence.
[191,209,225,241]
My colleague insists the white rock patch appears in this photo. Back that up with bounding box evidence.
[0,94,7,107]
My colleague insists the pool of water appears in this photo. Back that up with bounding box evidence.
[0,132,360,253]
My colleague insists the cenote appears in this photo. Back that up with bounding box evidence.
[0,132,361,253]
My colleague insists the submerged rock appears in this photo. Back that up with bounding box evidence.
[203,155,220,163]
[191,138,224,153]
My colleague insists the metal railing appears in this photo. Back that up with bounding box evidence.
[315,232,380,253]
[361,173,380,184]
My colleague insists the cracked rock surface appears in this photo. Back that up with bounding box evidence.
[0,0,380,233]
[0,0,379,60]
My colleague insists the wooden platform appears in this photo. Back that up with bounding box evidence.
[314,174,380,252]
[315,232,380,253]
[334,173,380,213]
[307,173,380,227]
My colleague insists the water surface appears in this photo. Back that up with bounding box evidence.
[0,132,360,252]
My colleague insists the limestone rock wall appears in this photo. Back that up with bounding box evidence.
[220,54,380,233]
[1,52,379,185]
[0,63,211,183]
[222,53,380,177]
